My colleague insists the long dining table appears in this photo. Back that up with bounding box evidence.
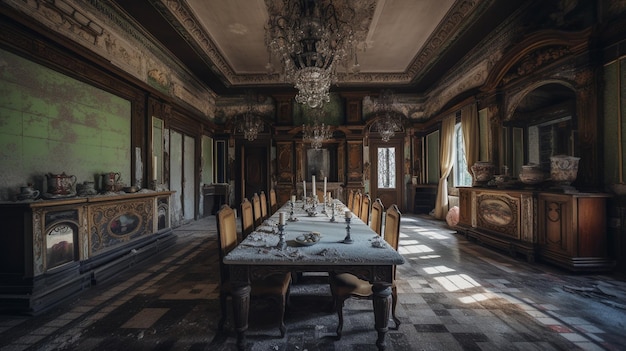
[223,199,405,350]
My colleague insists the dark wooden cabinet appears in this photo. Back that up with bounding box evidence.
[410,185,437,214]
[457,187,613,271]
[0,191,174,314]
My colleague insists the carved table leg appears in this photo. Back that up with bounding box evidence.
[231,283,251,351]
[372,282,392,351]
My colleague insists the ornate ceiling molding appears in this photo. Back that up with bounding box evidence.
[148,0,491,87]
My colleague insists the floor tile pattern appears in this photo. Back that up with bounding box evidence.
[1,215,625,351]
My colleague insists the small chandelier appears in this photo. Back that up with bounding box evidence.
[235,92,263,141]
[373,89,403,142]
[303,108,333,149]
[265,0,374,109]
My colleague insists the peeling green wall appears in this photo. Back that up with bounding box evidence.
[603,58,626,185]
[0,49,131,199]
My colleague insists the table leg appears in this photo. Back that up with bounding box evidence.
[231,283,251,351]
[372,283,392,351]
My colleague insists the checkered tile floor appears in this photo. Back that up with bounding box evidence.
[1,214,625,351]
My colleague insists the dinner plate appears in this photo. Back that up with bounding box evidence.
[295,232,322,246]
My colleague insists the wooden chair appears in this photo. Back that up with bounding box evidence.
[260,191,269,220]
[252,193,263,227]
[216,205,291,337]
[351,191,362,215]
[330,204,402,338]
[346,189,354,211]
[370,198,384,236]
[359,193,371,224]
[269,188,278,215]
[240,198,254,240]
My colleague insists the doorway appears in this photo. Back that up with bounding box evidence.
[238,142,269,203]
[370,139,403,212]
[170,131,196,226]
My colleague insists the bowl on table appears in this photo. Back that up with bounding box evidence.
[295,232,322,246]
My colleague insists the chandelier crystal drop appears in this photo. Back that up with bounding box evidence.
[303,108,333,149]
[235,92,263,141]
[373,89,403,142]
[265,0,374,108]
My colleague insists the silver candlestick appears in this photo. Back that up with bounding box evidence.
[343,216,353,244]
[330,203,336,222]
[277,223,286,250]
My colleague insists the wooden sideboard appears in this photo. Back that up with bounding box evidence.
[0,191,174,314]
[457,187,613,272]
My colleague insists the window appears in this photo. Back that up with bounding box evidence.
[377,147,396,188]
[454,123,472,187]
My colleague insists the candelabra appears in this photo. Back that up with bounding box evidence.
[343,215,353,244]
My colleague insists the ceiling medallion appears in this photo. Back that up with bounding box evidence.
[265,0,374,109]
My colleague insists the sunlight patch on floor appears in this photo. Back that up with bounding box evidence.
[434,274,482,292]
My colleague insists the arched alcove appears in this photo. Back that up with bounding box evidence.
[503,82,577,178]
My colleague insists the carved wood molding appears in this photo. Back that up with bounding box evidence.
[481,28,592,93]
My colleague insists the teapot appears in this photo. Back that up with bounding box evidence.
[101,172,121,192]
[18,185,40,199]
[46,172,77,195]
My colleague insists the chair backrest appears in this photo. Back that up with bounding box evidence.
[370,198,384,236]
[360,193,371,224]
[269,188,278,214]
[260,191,268,220]
[240,198,254,239]
[347,189,354,210]
[216,205,238,282]
[351,192,362,214]
[316,189,325,202]
[383,204,401,250]
[252,193,263,227]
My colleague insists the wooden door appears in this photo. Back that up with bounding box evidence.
[241,144,268,201]
[371,139,404,211]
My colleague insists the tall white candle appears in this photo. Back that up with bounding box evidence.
[303,180,306,199]
[312,175,316,195]
[345,210,352,219]
[291,195,296,203]
[279,212,285,225]
[152,156,158,181]
[323,176,327,196]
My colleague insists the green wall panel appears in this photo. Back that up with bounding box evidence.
[0,48,131,199]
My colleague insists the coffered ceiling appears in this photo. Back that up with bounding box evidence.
[112,0,524,96]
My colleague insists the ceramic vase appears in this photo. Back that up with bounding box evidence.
[471,161,495,185]
[550,155,580,186]
[519,164,544,185]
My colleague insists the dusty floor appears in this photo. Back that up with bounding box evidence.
[1,214,625,351]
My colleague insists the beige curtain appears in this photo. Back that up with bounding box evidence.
[434,114,456,219]
[461,103,479,175]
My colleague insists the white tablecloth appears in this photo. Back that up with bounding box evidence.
[224,200,405,266]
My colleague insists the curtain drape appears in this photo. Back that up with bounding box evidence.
[461,103,479,177]
[434,114,456,219]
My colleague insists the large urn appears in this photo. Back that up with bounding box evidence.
[550,155,580,186]
[519,164,544,185]
[470,161,495,185]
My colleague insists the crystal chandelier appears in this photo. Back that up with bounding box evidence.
[235,92,263,141]
[303,108,333,149]
[265,0,374,108]
[373,89,403,142]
